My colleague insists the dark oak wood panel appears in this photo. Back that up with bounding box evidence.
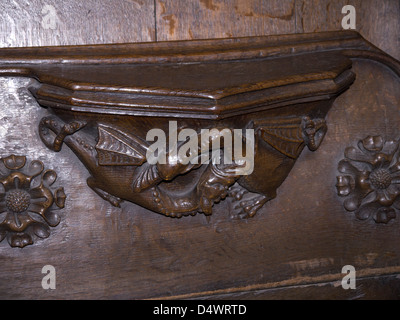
[193,274,400,300]
[296,0,400,61]
[0,0,398,300]
[156,0,399,61]
[155,0,296,40]
[0,51,399,299]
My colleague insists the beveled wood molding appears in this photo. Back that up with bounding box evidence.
[0,31,398,219]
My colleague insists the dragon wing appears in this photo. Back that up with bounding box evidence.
[96,125,148,166]
[254,117,305,159]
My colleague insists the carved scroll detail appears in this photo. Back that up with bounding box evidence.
[336,135,400,224]
[39,117,86,152]
[0,155,66,248]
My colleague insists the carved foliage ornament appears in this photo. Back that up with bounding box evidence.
[0,155,66,247]
[336,136,400,224]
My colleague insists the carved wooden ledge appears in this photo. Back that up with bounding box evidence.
[0,31,398,219]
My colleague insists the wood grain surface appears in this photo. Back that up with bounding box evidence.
[0,0,398,299]
[0,0,155,47]
[155,0,399,61]
[0,0,397,61]
[155,0,296,40]
[296,0,400,61]
[0,58,399,299]
[194,274,400,300]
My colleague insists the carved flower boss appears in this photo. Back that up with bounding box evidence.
[0,155,66,248]
[336,136,400,224]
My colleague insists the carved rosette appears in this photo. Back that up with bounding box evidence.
[336,136,400,224]
[0,155,66,248]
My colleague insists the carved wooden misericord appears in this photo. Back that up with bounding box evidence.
[0,31,398,220]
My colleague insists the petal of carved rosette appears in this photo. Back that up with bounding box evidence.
[336,136,400,224]
[0,155,66,248]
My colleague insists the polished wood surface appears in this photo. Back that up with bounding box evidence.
[0,31,365,118]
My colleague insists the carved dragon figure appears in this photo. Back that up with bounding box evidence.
[38,115,327,218]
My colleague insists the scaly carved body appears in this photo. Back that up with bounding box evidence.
[38,114,327,218]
